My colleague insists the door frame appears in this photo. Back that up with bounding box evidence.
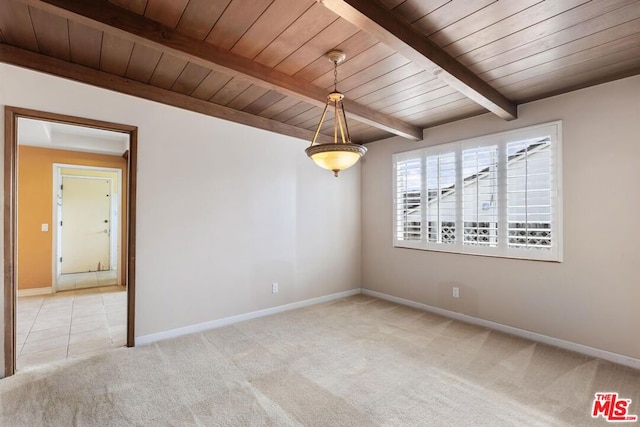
[54,166,122,284]
[4,106,138,377]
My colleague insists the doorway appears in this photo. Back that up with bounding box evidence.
[4,107,138,377]
[54,165,122,291]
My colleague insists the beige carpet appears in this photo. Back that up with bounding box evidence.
[1,295,638,426]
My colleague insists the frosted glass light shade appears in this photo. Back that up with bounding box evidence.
[305,143,367,177]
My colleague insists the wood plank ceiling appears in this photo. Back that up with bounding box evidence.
[0,0,639,143]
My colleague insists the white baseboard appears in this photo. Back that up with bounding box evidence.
[362,288,640,371]
[18,287,53,297]
[136,288,361,346]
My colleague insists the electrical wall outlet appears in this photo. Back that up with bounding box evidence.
[452,287,459,298]
[272,283,279,294]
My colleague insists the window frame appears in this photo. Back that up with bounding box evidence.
[392,121,563,262]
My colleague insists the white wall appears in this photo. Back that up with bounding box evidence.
[0,63,362,376]
[362,75,640,360]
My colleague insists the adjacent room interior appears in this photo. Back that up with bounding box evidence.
[0,0,639,425]
[14,118,130,370]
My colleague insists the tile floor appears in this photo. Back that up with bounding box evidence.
[16,285,127,371]
[56,270,118,291]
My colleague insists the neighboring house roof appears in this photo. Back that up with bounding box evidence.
[401,138,551,217]
[431,138,551,202]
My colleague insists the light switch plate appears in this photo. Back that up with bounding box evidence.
[41,223,49,232]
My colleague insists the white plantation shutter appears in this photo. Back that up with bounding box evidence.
[506,137,554,250]
[395,157,422,241]
[426,152,456,244]
[393,122,562,261]
[462,146,498,247]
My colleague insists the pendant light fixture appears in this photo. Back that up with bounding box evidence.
[306,50,367,177]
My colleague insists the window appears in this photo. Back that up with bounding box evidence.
[393,122,562,261]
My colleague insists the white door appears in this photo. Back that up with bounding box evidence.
[61,177,111,274]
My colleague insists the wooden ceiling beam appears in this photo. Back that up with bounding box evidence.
[0,44,336,144]
[15,0,423,141]
[319,0,518,121]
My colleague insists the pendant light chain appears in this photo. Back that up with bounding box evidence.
[334,59,339,92]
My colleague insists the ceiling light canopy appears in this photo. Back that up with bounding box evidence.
[306,50,366,177]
